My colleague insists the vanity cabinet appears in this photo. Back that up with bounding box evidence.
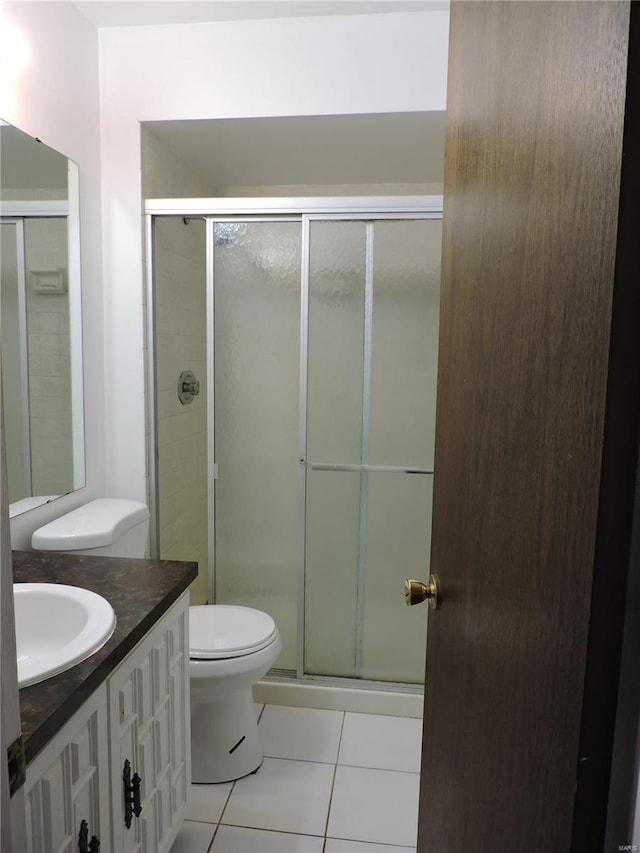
[24,592,190,853]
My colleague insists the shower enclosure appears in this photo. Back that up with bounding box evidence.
[146,198,442,690]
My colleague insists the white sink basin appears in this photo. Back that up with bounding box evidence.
[14,583,116,687]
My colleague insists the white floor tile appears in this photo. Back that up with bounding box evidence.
[186,782,234,823]
[259,705,344,763]
[254,703,264,720]
[222,757,334,836]
[338,713,423,773]
[169,820,216,853]
[327,765,420,848]
[212,824,324,852]
[325,840,415,852]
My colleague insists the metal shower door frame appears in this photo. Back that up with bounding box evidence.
[145,197,442,684]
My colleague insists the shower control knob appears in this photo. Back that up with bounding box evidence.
[178,370,200,405]
[404,575,441,609]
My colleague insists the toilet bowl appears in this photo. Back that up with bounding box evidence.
[189,604,281,783]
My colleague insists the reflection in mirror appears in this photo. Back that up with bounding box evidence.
[0,120,85,517]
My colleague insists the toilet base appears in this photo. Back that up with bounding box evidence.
[191,686,263,783]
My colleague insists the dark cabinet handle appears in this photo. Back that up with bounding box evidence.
[123,759,143,828]
[79,819,100,853]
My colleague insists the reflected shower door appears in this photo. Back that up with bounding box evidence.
[1,220,30,501]
[213,221,302,670]
[304,218,442,682]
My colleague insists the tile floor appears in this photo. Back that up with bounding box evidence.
[170,704,422,853]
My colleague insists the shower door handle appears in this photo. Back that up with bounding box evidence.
[405,575,441,609]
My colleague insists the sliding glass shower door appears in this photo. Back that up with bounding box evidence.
[303,218,441,682]
[212,221,302,671]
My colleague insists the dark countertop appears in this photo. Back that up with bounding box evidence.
[12,550,197,765]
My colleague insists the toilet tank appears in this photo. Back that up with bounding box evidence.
[31,499,150,558]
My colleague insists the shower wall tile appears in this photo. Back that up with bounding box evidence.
[155,217,209,604]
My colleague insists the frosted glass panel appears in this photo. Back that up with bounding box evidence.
[304,470,360,678]
[214,222,301,670]
[360,473,432,683]
[369,220,441,468]
[307,221,366,463]
[154,217,209,605]
[303,216,441,683]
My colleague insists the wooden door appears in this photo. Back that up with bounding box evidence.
[419,3,640,851]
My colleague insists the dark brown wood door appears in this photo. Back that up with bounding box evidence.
[419,3,635,851]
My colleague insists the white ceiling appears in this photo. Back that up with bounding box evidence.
[73,1,446,29]
[144,112,446,190]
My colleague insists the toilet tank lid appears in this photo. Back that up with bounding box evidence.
[31,499,150,551]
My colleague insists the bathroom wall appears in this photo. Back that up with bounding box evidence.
[98,9,449,518]
[0,1,104,548]
[217,181,442,197]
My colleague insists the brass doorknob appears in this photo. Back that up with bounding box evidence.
[405,574,441,609]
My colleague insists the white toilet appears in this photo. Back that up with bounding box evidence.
[189,604,281,783]
[31,497,281,784]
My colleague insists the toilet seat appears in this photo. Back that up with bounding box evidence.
[190,605,277,660]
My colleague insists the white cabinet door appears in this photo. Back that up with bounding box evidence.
[109,592,190,853]
[110,659,142,853]
[24,683,109,853]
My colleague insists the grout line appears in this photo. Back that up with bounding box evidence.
[335,709,347,764]
[205,822,219,853]
[216,778,236,826]
[335,761,421,775]
[261,754,343,766]
[321,710,346,842]
[325,836,416,849]
[214,821,325,838]
[323,763,339,843]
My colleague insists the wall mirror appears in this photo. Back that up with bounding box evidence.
[0,119,85,517]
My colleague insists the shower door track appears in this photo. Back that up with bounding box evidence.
[145,196,442,694]
[264,669,424,696]
[304,463,434,474]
